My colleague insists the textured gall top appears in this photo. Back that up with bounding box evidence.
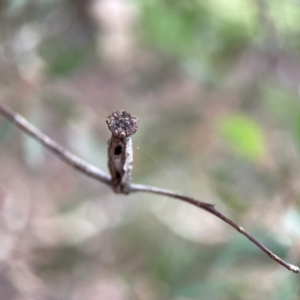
[106,110,139,138]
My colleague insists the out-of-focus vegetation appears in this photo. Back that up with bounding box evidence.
[0,0,300,299]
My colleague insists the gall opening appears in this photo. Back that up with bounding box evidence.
[114,145,122,155]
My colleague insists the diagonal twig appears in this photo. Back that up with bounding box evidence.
[0,102,298,273]
[0,103,111,186]
[129,184,299,273]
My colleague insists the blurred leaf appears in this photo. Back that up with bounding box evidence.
[218,114,266,161]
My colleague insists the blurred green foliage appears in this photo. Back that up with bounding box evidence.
[137,0,258,83]
[1,0,300,299]
[219,114,266,161]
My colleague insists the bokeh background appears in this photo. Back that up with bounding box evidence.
[0,0,300,299]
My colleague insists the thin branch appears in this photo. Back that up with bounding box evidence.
[0,102,298,274]
[130,184,300,273]
[0,103,111,186]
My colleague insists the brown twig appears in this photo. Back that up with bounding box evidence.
[0,102,298,274]
[0,103,111,186]
[129,184,299,273]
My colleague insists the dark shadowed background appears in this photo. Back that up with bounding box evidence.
[0,0,300,299]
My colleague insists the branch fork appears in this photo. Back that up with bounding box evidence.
[0,103,298,274]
